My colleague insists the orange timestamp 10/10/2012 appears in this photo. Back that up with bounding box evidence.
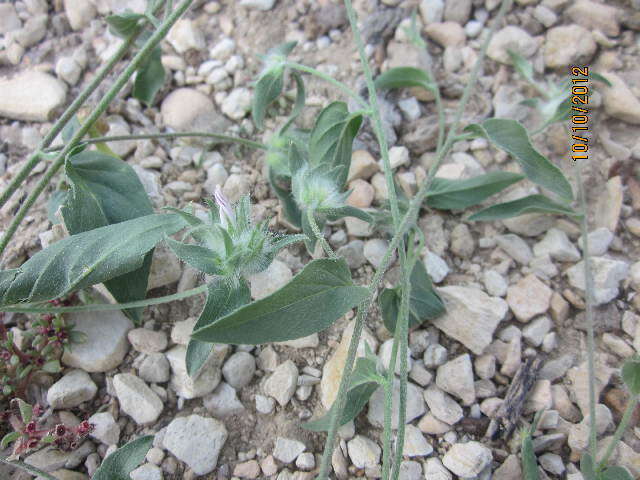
[570,65,590,162]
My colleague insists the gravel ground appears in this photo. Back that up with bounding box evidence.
[1,0,640,479]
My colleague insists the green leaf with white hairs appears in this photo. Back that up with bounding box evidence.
[133,46,165,106]
[106,12,145,38]
[186,280,251,377]
[464,118,573,201]
[16,399,32,423]
[425,172,525,210]
[469,194,578,221]
[165,238,224,276]
[0,214,187,307]
[507,49,534,84]
[622,355,640,396]
[192,259,368,345]
[61,151,156,323]
[374,66,435,93]
[92,435,153,480]
[599,467,634,480]
[308,101,363,187]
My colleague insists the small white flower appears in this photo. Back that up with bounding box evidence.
[214,185,234,229]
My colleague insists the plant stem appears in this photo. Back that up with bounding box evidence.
[382,322,401,480]
[1,284,208,314]
[286,62,369,109]
[597,394,639,470]
[434,88,446,151]
[575,161,598,459]
[306,210,337,259]
[315,1,511,478]
[43,132,268,153]
[0,0,195,258]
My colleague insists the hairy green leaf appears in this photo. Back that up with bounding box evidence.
[425,172,525,210]
[92,435,153,480]
[133,46,165,106]
[106,12,145,38]
[303,356,382,432]
[309,102,363,187]
[16,399,32,423]
[326,205,373,223]
[600,466,634,480]
[61,151,155,323]
[192,259,368,344]
[268,168,302,227]
[507,49,534,84]
[381,261,445,334]
[0,432,20,449]
[186,280,251,377]
[374,66,435,93]
[165,238,224,276]
[47,190,67,225]
[464,118,573,201]
[279,71,306,135]
[521,430,539,480]
[580,454,597,480]
[0,214,186,307]
[622,356,640,396]
[469,194,578,221]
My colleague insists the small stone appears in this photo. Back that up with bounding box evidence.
[348,151,379,181]
[62,311,132,372]
[388,146,410,168]
[64,0,96,30]
[602,333,634,358]
[524,379,553,414]
[595,176,624,232]
[222,173,250,203]
[337,240,367,269]
[602,72,640,125]
[167,19,205,53]
[260,455,278,476]
[233,460,261,478]
[379,339,412,375]
[579,228,613,256]
[255,394,275,414]
[493,454,522,480]
[161,88,227,133]
[419,0,444,24]
[475,354,496,380]
[363,239,392,268]
[424,251,449,283]
[0,4,21,34]
[483,269,507,297]
[170,318,196,345]
[522,316,552,347]
[450,224,474,258]
[148,245,182,289]
[444,0,471,24]
[263,360,298,406]
[533,228,580,262]
[423,386,463,425]
[495,234,532,265]
[113,373,163,425]
[402,424,433,456]
[432,286,508,354]
[128,329,167,354]
[507,274,552,322]
[442,441,492,478]
[399,460,423,480]
[424,22,466,47]
[248,259,292,300]
[347,435,381,469]
[203,382,245,417]
[544,25,596,68]
[55,57,82,85]
[423,343,448,368]
[130,464,163,480]
[568,359,614,416]
[418,412,451,435]
[47,370,97,409]
[273,437,306,464]
[138,353,171,383]
[347,179,374,208]
[424,458,452,480]
[166,345,224,399]
[436,354,475,405]
[296,452,315,471]
[222,351,255,390]
[345,216,373,236]
[88,412,119,445]
[567,0,621,37]
[221,88,252,120]
[488,26,537,64]
[503,214,554,237]
[566,257,629,306]
[0,71,66,122]
[163,414,227,476]
[368,380,425,429]
[240,0,276,10]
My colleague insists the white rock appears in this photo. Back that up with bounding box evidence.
[167,19,205,53]
[402,424,433,457]
[148,245,182,289]
[263,360,298,406]
[423,343,447,368]
[507,274,552,322]
[209,38,235,60]
[379,339,413,375]
[161,88,224,132]
[432,286,508,354]
[424,251,449,283]
[388,146,410,168]
[128,328,167,354]
[442,441,492,478]
[222,351,255,390]
[533,228,580,262]
[495,234,532,265]
[55,57,82,85]
[166,345,224,399]
[203,382,245,417]
[579,228,613,256]
[436,354,475,405]
[113,373,163,425]
[221,88,252,120]
[423,385,463,425]
[522,316,552,347]
[0,4,21,34]
[347,435,381,469]
[64,0,96,30]
[0,71,67,122]
[539,453,565,476]
[483,269,507,297]
[62,310,132,372]
[544,25,595,69]
[272,437,306,464]
[47,370,97,409]
[248,260,292,299]
[566,257,629,305]
[424,457,452,479]
[163,414,227,476]
[130,463,163,480]
[419,0,444,24]
[364,239,391,268]
[170,318,196,345]
[602,72,640,125]
[367,379,425,428]
[88,412,119,445]
[487,26,537,64]
[240,0,276,10]
[255,394,275,414]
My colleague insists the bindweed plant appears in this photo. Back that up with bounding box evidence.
[0,0,633,479]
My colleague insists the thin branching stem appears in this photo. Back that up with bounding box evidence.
[0,0,195,258]
[316,1,511,478]
[286,62,369,109]
[575,161,598,459]
[306,210,338,260]
[43,132,268,153]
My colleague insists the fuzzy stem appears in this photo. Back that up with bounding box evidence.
[43,132,268,153]
[306,210,338,259]
[286,62,369,109]
[597,394,639,470]
[381,325,401,479]
[1,284,208,314]
[0,0,195,258]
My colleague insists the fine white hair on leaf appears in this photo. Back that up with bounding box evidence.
[214,184,234,229]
